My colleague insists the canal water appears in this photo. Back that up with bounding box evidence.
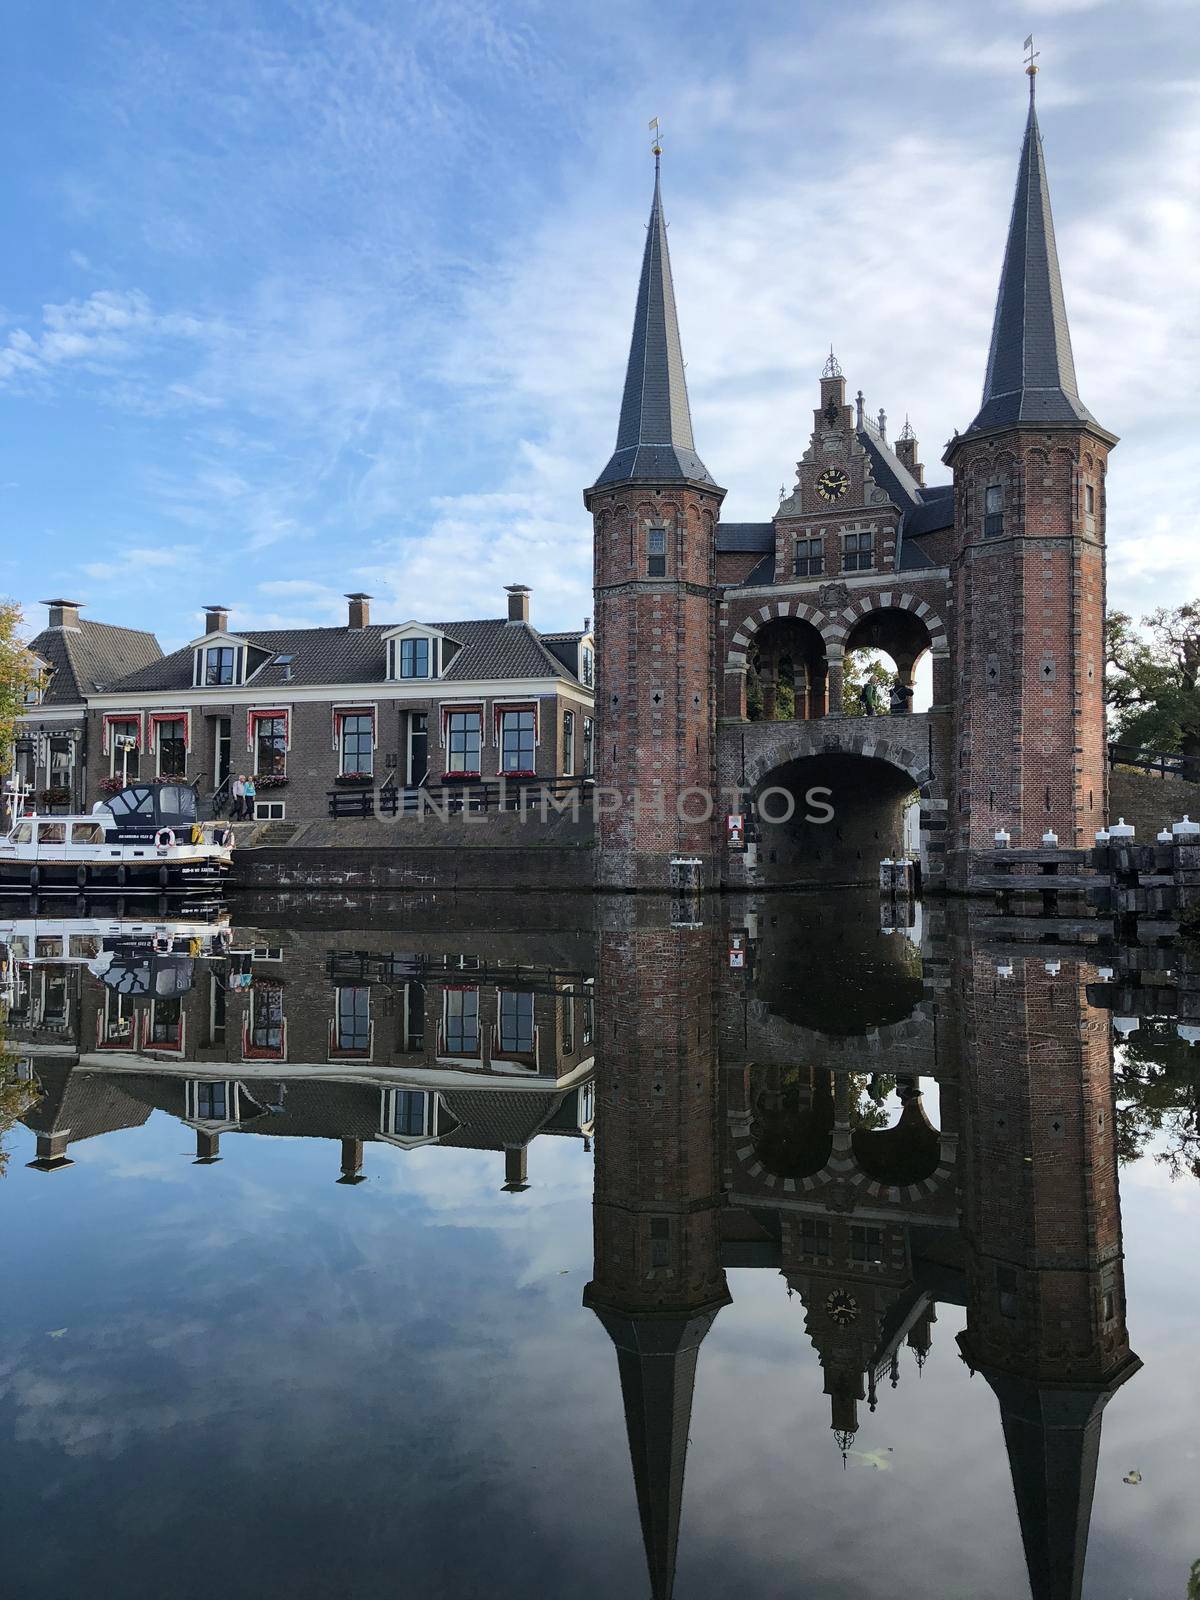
[0,890,1195,1600]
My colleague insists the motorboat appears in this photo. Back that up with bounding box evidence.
[0,782,234,893]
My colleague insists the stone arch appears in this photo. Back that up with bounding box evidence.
[830,591,948,657]
[742,721,936,799]
[726,598,844,674]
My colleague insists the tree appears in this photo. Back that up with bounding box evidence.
[1113,1027,1200,1182]
[0,1063,39,1178]
[1106,603,1200,761]
[1,600,38,795]
[843,648,897,717]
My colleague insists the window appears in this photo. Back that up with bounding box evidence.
[800,1218,832,1259]
[562,995,574,1055]
[997,1264,1019,1318]
[498,991,535,1055]
[37,823,66,845]
[500,709,536,774]
[334,986,371,1055]
[70,822,104,845]
[389,1089,429,1138]
[583,716,594,777]
[443,989,480,1055]
[447,710,482,774]
[580,645,594,688]
[650,1216,671,1267]
[157,719,187,778]
[563,711,575,775]
[254,800,286,821]
[842,530,874,572]
[210,975,227,1046]
[578,1082,595,1127]
[197,1081,228,1121]
[984,484,1004,537]
[251,986,285,1054]
[255,715,287,777]
[400,637,431,678]
[48,736,74,785]
[108,720,140,781]
[793,536,824,577]
[340,713,374,777]
[647,526,667,577]
[850,1225,884,1264]
[150,997,182,1046]
[204,646,236,686]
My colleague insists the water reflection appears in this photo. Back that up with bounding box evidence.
[0,891,1195,1599]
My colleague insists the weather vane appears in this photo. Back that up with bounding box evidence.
[649,116,662,158]
[1024,33,1039,94]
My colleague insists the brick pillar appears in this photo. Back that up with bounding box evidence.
[947,431,1111,876]
[585,485,725,890]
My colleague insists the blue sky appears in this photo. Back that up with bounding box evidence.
[1,0,1197,650]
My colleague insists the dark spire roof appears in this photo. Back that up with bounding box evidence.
[591,1306,721,1600]
[965,85,1105,437]
[986,1370,1138,1600]
[592,161,716,491]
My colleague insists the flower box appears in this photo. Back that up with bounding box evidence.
[335,773,374,787]
[441,771,481,782]
[256,774,289,790]
[498,769,537,781]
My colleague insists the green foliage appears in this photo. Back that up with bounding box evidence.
[1,599,38,782]
[1107,603,1200,760]
[0,1060,39,1179]
[1114,1027,1200,1181]
[843,648,897,717]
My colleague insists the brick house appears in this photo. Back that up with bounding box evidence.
[9,600,161,814]
[12,586,594,824]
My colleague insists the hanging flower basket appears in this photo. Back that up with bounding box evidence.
[39,787,71,807]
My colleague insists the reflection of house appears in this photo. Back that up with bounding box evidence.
[6,918,595,1188]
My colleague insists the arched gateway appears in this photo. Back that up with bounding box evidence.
[585,75,1113,892]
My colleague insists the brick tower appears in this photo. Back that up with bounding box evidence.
[584,152,725,891]
[946,69,1116,875]
[956,943,1140,1600]
[583,905,730,1599]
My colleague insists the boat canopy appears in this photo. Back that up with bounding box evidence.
[100,784,198,831]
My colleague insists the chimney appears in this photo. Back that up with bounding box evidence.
[193,1130,222,1164]
[42,599,82,632]
[505,585,531,625]
[26,1131,74,1172]
[203,605,230,636]
[502,1145,530,1192]
[346,593,372,629]
[337,1137,367,1186]
[895,418,925,486]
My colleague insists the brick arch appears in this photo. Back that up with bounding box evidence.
[740,719,937,800]
[833,592,949,656]
[725,599,844,672]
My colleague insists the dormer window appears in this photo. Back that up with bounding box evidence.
[385,626,444,682]
[204,646,236,686]
[400,637,431,678]
[580,643,594,688]
[192,636,246,688]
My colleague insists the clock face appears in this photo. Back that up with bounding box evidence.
[816,467,850,503]
[825,1289,859,1327]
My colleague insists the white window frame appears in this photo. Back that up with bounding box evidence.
[108,719,142,781]
[562,710,575,776]
[254,799,286,821]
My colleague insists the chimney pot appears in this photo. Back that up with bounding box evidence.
[203,605,231,636]
[505,585,531,625]
[502,1145,530,1192]
[346,593,372,629]
[42,599,82,632]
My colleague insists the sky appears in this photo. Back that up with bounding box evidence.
[1,0,1197,651]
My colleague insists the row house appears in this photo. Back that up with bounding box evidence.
[10,586,595,823]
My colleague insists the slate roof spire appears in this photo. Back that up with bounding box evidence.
[592,153,716,490]
[965,75,1105,436]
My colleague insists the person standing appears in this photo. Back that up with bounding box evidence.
[242,773,256,822]
[231,773,245,821]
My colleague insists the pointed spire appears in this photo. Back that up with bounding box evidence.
[592,157,716,490]
[965,84,1105,437]
[591,1306,721,1600]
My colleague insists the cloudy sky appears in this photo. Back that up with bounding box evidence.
[1,0,1197,648]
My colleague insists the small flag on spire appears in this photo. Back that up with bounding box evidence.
[649,117,661,155]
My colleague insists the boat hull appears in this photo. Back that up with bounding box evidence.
[0,855,232,893]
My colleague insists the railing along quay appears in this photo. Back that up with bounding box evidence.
[327,776,594,820]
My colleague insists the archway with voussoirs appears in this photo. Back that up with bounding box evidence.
[842,606,934,718]
[746,616,829,722]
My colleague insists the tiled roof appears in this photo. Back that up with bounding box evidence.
[964,97,1103,437]
[740,552,776,587]
[107,618,585,695]
[715,522,774,553]
[438,1088,567,1151]
[858,424,924,511]
[27,620,162,706]
[593,166,716,490]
